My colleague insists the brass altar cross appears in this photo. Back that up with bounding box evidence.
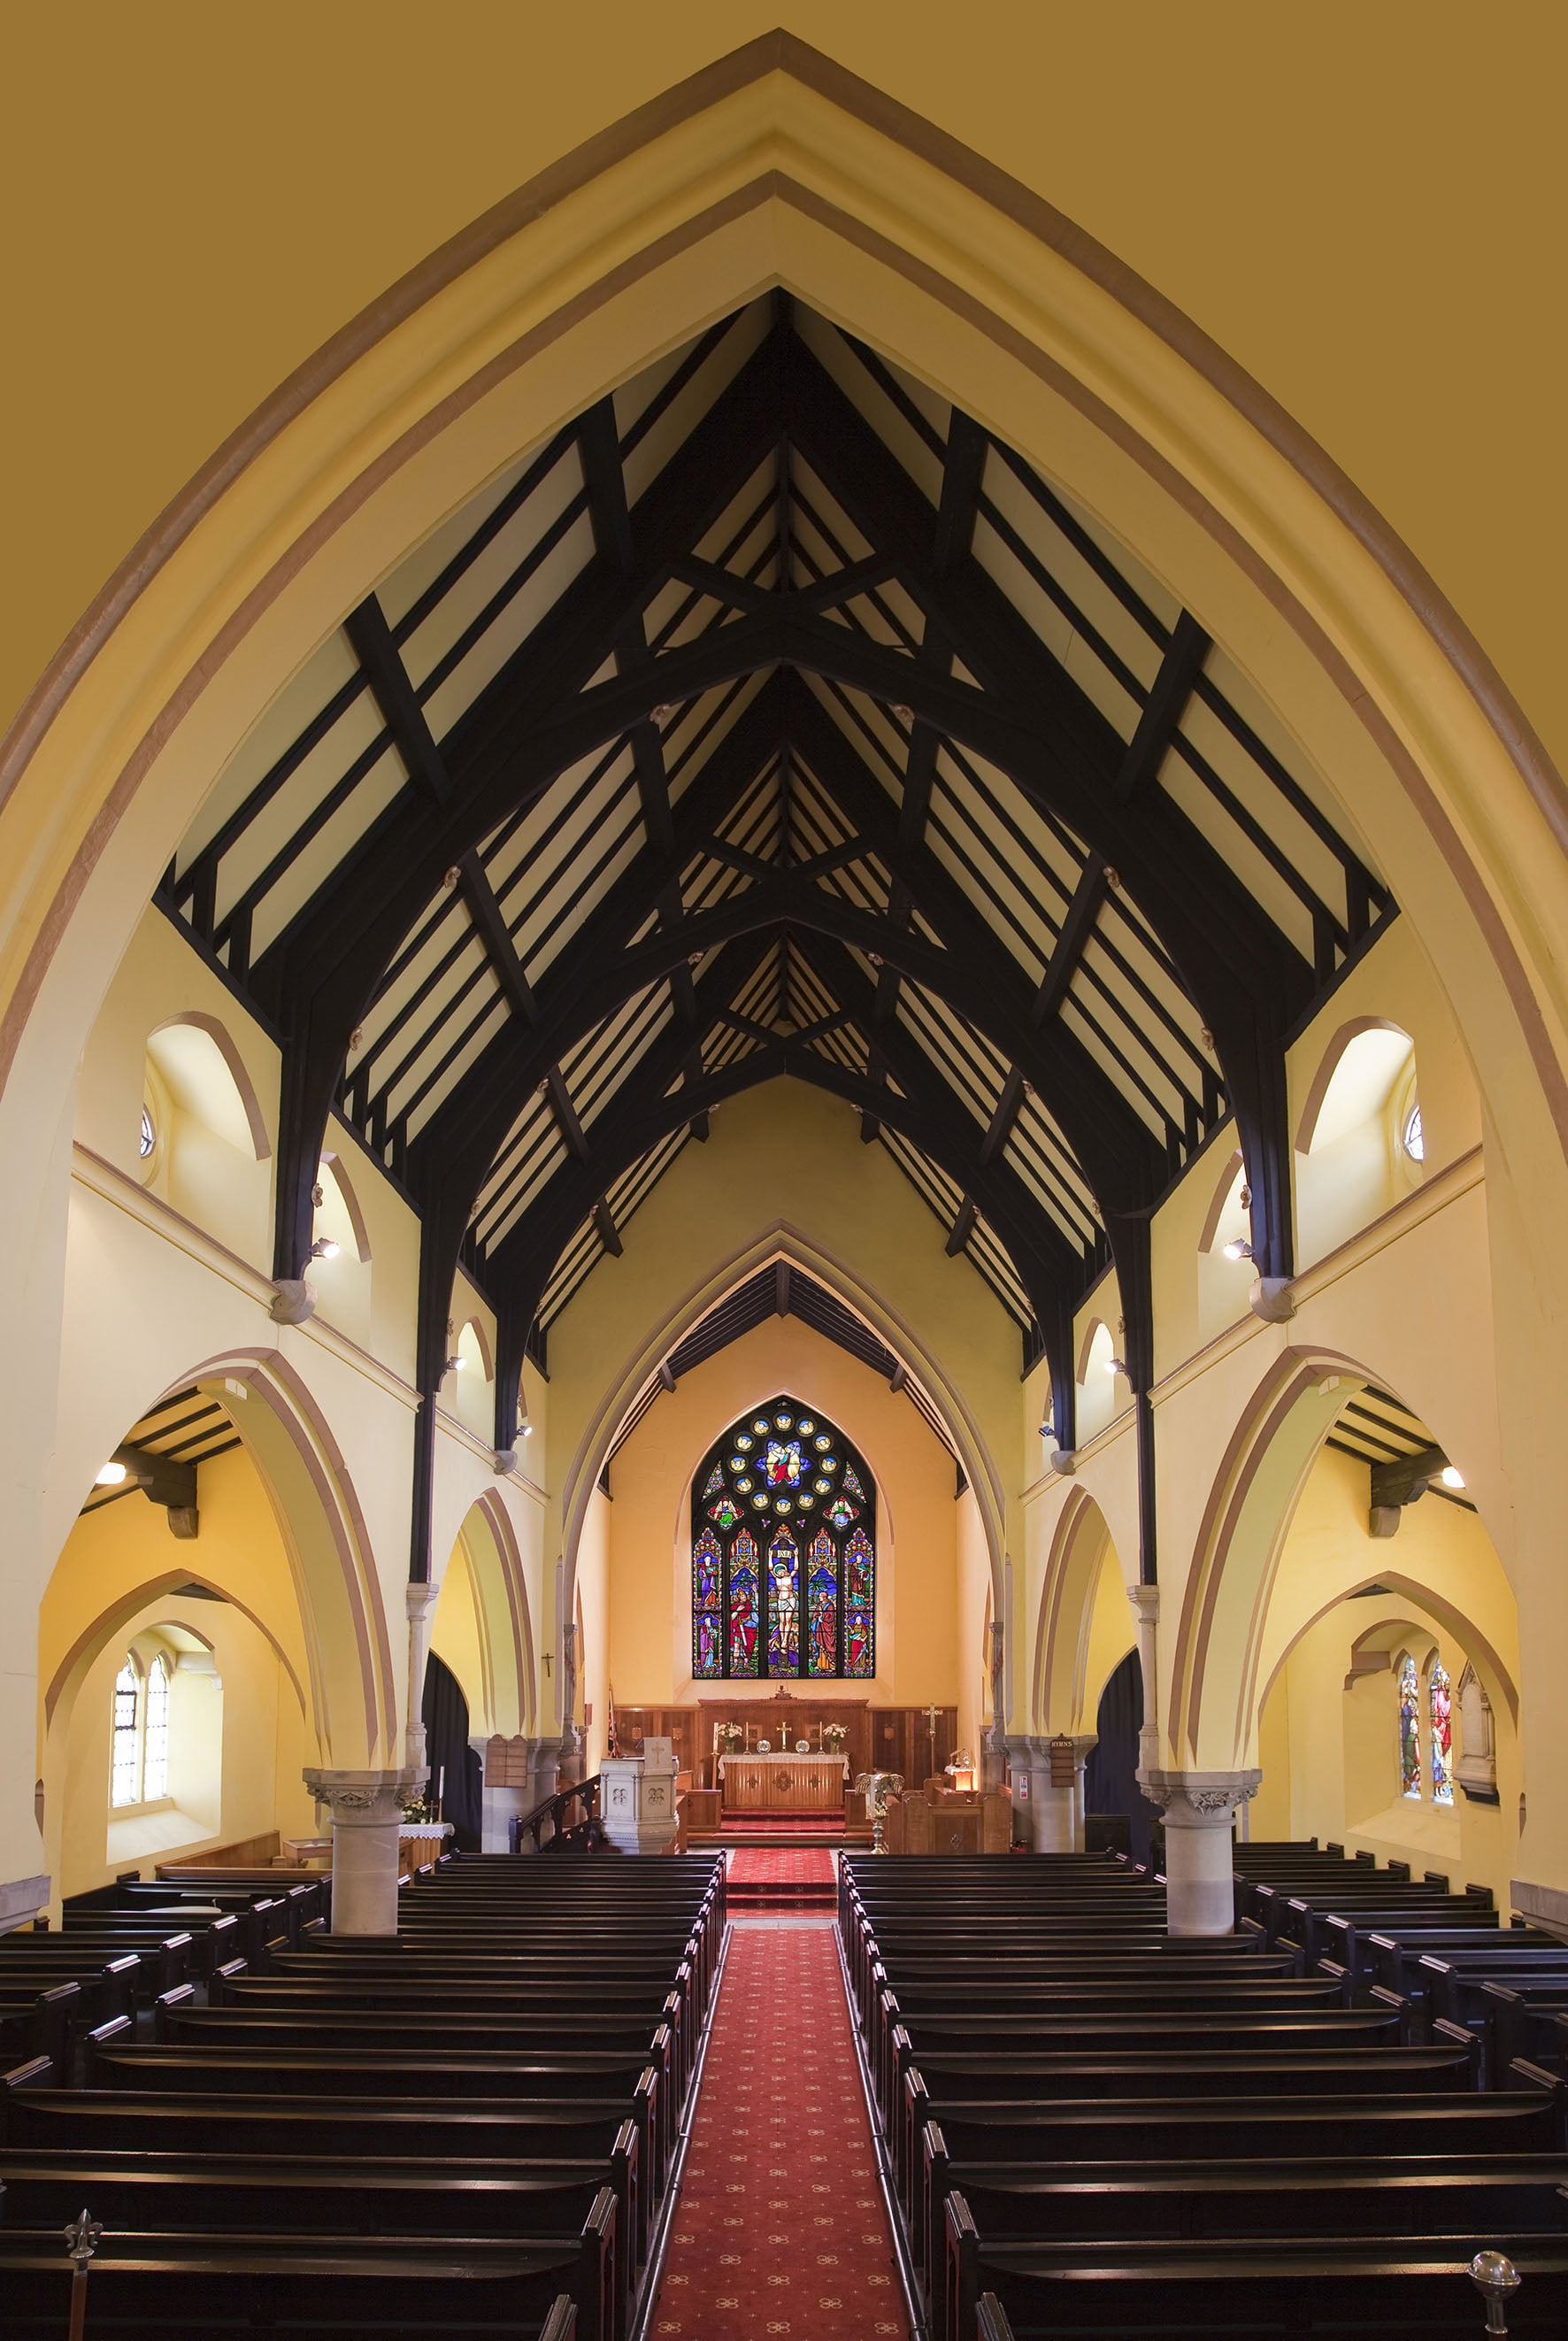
[922,1700,942,1773]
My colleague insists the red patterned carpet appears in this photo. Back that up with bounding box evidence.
[652,1924,910,2339]
[726,1848,837,1888]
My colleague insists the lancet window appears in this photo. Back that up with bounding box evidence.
[690,1395,875,1681]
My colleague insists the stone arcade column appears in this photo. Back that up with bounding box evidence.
[303,1769,424,1935]
[1140,1768,1261,1936]
[469,1735,564,1852]
[1027,1733,1098,1852]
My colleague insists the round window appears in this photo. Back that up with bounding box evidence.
[1402,1103,1424,1163]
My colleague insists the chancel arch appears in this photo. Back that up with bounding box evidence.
[2,25,1567,1964]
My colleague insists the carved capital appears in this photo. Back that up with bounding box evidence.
[303,1766,426,1825]
[405,1582,441,1623]
[1126,1584,1159,1625]
[1048,1447,1078,1477]
[270,1277,317,1325]
[1138,1766,1262,1826]
[492,1448,518,1475]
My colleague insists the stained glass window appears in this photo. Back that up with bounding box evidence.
[111,1658,141,1806]
[727,1529,761,1675]
[143,1655,171,1799]
[693,1528,724,1677]
[843,1527,874,1678]
[1397,1653,1422,1798]
[1428,1659,1453,1805]
[689,1393,875,1680]
[807,1532,839,1677]
[766,1527,800,1675]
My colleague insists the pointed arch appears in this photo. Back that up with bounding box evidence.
[447,1489,537,1739]
[557,1225,1004,1619]
[1032,1485,1125,1736]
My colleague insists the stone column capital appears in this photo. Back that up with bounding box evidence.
[1126,1584,1159,1624]
[1138,1766,1261,1826]
[303,1766,425,1826]
[405,1582,441,1622]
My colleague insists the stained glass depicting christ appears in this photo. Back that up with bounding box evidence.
[688,1393,874,1679]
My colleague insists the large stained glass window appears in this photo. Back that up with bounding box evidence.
[1428,1659,1454,1806]
[690,1394,876,1680]
[1397,1653,1422,1799]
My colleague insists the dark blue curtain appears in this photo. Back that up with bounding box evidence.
[421,1653,483,1852]
[1083,1648,1162,1868]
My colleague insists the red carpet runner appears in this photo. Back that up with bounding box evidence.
[726,1848,837,1889]
[653,1924,910,2339]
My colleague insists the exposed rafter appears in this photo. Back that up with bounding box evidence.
[160,296,1395,1564]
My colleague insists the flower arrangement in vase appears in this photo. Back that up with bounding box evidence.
[716,1721,746,1755]
[819,1720,849,1754]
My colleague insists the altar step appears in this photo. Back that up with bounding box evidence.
[725,1847,839,1907]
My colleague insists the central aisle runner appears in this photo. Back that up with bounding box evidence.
[654,1923,909,2339]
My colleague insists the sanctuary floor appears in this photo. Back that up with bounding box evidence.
[651,1917,910,2340]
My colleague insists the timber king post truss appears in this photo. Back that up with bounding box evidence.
[158,293,1394,1580]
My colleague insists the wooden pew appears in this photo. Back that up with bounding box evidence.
[905,2083,1568,2263]
[948,2214,1568,2341]
[928,2153,1568,2341]
[0,2229,588,2340]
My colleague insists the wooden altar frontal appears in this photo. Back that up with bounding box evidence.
[719,1752,849,1813]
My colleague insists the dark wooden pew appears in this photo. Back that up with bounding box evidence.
[0,2149,632,2341]
[904,2083,1568,2260]
[895,2041,1483,2199]
[0,2229,587,2339]
[927,2153,1568,2341]
[949,2215,1568,2340]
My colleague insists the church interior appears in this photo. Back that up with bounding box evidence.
[4,9,1567,2335]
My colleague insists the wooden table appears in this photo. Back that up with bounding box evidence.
[719,1753,849,1813]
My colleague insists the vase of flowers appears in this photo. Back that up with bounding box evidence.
[819,1720,848,1754]
[716,1721,746,1755]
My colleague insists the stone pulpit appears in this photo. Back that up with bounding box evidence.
[600,1743,680,1855]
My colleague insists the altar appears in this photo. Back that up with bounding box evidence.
[718,1752,850,1813]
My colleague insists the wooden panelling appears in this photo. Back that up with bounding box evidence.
[615,1702,957,1789]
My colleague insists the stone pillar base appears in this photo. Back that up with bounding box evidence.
[303,1768,425,1933]
[1139,1767,1261,1935]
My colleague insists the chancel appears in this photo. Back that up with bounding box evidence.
[3,12,1567,2338]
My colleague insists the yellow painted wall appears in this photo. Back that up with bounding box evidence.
[428,1542,485,1731]
[603,1313,959,1712]
[42,1439,322,1899]
[1252,1587,1518,1908]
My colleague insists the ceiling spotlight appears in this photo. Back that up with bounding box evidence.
[95,1459,127,1487]
[446,1354,465,1375]
[1440,1464,1465,1490]
[1222,1239,1256,1262]
[1038,1421,1054,1440]
[310,1237,340,1260]
[522,1422,535,1437]
[1104,1355,1126,1377]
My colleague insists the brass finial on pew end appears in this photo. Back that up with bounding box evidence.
[64,2209,103,2341]
[1470,2249,1521,2336]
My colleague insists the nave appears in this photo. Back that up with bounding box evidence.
[8,1835,1568,2334]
